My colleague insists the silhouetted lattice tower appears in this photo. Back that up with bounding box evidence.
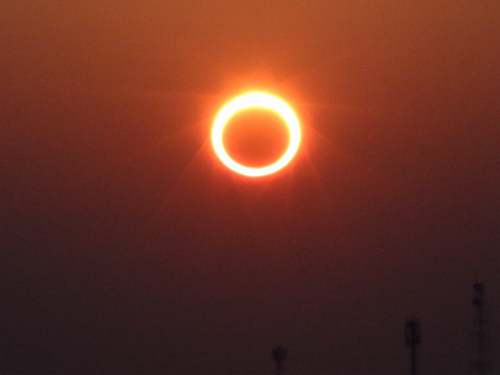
[471,282,492,375]
[405,319,421,375]
[272,345,287,375]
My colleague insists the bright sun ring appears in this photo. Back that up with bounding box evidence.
[212,93,301,177]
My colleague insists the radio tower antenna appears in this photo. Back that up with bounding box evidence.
[471,282,492,375]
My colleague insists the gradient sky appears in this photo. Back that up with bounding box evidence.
[1,1,499,374]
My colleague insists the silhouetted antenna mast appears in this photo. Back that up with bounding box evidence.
[405,319,421,375]
[272,345,287,375]
[471,282,492,375]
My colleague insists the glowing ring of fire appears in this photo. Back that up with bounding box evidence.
[212,93,301,177]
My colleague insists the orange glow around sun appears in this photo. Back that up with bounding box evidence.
[212,93,301,177]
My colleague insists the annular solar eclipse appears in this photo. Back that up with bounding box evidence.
[212,92,301,177]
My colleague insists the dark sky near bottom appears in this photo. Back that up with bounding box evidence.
[1,1,499,374]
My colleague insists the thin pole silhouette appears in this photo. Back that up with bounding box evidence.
[405,319,421,375]
[272,345,287,375]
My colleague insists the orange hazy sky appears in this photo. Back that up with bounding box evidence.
[1,2,499,375]
[2,1,499,99]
